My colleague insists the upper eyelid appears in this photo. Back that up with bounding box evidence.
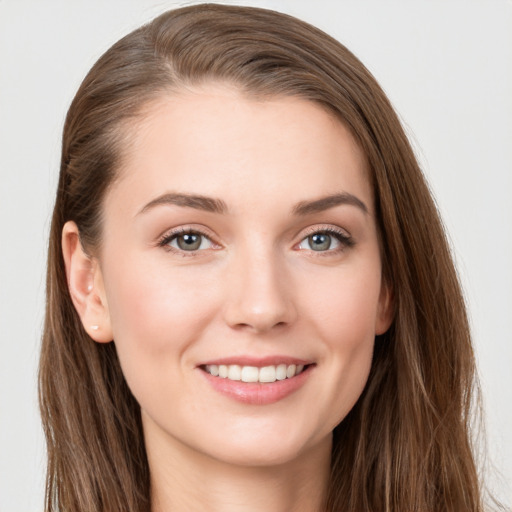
[157,228,219,256]
[295,224,355,251]
[298,224,352,239]
[158,225,217,243]
[156,223,353,247]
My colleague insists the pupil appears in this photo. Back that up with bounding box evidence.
[183,234,197,245]
[178,233,201,250]
[309,233,331,251]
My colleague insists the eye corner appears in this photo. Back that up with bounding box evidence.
[157,226,221,256]
[295,225,355,254]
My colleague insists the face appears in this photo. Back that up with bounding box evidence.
[93,86,391,467]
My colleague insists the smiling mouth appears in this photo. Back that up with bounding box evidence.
[202,363,309,383]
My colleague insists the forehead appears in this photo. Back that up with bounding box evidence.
[109,85,373,216]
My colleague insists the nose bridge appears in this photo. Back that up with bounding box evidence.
[223,238,296,332]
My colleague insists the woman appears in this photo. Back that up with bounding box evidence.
[39,4,485,511]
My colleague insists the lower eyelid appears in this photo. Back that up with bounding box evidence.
[158,229,215,249]
[172,234,212,249]
[296,228,354,251]
[158,226,353,253]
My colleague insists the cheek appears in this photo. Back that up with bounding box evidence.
[305,261,383,343]
[101,255,225,422]
[102,254,219,368]
[299,263,381,426]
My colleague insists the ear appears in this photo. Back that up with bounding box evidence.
[62,221,113,343]
[375,278,394,335]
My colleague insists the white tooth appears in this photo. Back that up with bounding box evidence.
[295,364,304,375]
[286,364,296,378]
[276,364,287,381]
[228,365,242,381]
[219,365,228,378]
[241,366,259,382]
[208,364,219,376]
[259,366,276,383]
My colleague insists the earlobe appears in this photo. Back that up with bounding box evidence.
[375,280,394,335]
[62,221,113,343]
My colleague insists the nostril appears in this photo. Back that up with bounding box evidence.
[236,320,289,333]
[231,322,252,331]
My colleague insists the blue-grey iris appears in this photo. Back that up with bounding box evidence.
[177,233,202,251]
[308,233,331,251]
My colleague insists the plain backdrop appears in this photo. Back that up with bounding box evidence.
[1,1,511,510]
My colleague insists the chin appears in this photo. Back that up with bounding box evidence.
[202,429,332,469]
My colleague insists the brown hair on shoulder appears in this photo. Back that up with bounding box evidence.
[40,4,484,511]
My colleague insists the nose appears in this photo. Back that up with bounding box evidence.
[222,247,297,333]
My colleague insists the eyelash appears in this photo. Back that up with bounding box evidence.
[157,225,354,256]
[298,226,355,254]
[157,227,218,257]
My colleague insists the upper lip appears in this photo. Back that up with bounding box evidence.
[198,356,314,368]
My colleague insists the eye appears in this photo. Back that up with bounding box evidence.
[160,230,214,252]
[297,228,354,252]
[299,232,339,251]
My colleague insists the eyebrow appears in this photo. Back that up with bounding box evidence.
[292,192,369,216]
[138,191,368,217]
[138,193,228,215]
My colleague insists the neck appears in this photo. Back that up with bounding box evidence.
[146,423,331,512]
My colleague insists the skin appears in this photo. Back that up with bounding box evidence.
[63,85,392,512]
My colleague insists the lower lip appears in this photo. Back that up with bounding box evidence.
[199,365,314,405]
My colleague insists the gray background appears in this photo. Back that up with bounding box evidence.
[1,1,511,510]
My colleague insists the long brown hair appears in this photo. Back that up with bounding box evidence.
[40,4,484,511]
